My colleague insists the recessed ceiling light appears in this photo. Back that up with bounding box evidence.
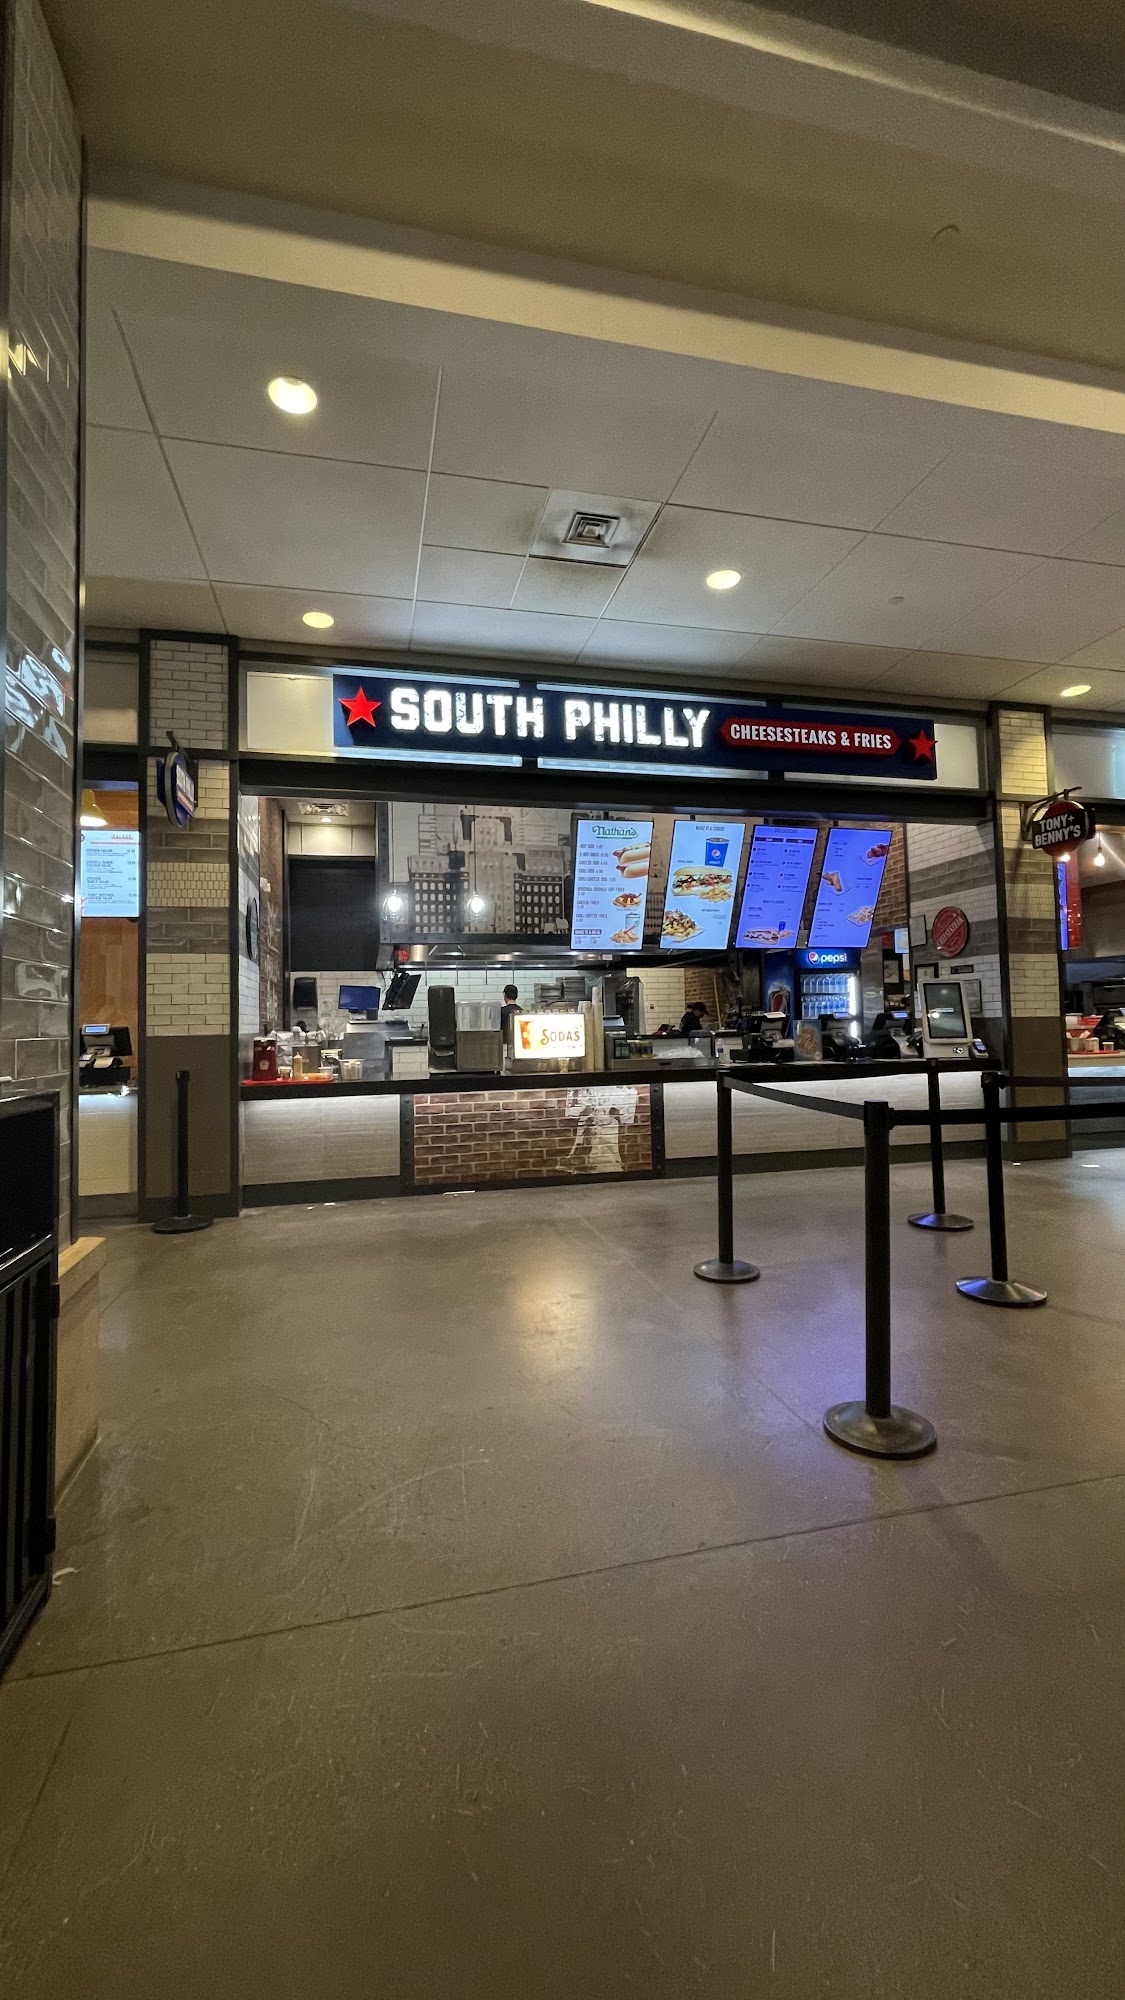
[706,568,741,591]
[1059,683,1091,698]
[302,610,334,630]
[268,376,317,415]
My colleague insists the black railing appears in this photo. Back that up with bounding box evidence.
[0,1095,59,1679]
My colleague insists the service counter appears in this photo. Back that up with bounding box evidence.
[1067,1057,1125,1146]
[77,1086,138,1216]
[239,1061,985,1205]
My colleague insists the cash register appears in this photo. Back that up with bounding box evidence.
[79,1023,132,1089]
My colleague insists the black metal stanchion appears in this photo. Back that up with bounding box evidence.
[694,1077,759,1284]
[824,1099,936,1458]
[955,1071,1044,1306]
[908,1058,973,1232]
[152,1069,213,1236]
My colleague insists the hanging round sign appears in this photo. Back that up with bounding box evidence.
[932,905,970,958]
[156,748,197,829]
[1028,796,1095,854]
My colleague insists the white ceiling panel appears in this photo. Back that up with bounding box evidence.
[873,651,1035,700]
[513,558,621,618]
[741,637,906,685]
[773,534,1039,649]
[576,620,754,672]
[434,372,712,497]
[165,442,427,594]
[421,474,547,555]
[86,429,206,580]
[1063,624,1125,670]
[118,310,440,469]
[607,507,861,631]
[942,557,1125,663]
[672,415,946,530]
[416,546,525,608]
[410,602,594,661]
[84,576,222,631]
[213,585,414,648]
[87,304,151,432]
[999,664,1125,707]
[876,450,1125,556]
[1058,507,1125,566]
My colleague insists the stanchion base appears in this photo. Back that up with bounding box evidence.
[908,1210,974,1232]
[693,1257,760,1284]
[955,1275,1046,1308]
[152,1213,213,1235]
[823,1401,937,1459]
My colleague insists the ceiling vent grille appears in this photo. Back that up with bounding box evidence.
[531,489,660,567]
[565,511,619,550]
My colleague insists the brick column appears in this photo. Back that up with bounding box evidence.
[992,706,1067,1157]
[139,635,239,1218]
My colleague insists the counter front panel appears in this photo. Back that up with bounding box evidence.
[406,1083,656,1191]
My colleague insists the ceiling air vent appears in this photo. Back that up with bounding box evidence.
[531,489,660,567]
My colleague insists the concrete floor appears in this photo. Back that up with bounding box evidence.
[2,1153,1125,1995]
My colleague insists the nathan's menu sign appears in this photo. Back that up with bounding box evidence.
[660,820,745,950]
[734,824,818,948]
[332,669,939,782]
[570,818,653,951]
[808,827,891,949]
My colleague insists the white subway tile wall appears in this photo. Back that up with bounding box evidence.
[998,709,1050,800]
[147,955,231,1037]
[149,639,229,751]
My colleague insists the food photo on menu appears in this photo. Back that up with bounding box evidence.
[807,827,891,948]
[659,820,745,950]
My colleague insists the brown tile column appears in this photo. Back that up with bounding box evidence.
[992,706,1067,1158]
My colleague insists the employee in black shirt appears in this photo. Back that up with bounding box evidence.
[678,1000,708,1035]
[500,983,521,1030]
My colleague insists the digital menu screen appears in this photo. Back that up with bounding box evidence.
[734,824,817,949]
[807,827,891,948]
[80,828,140,918]
[570,817,653,951]
[660,819,745,950]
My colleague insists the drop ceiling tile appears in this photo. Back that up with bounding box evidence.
[410,602,594,662]
[773,534,1039,649]
[996,664,1125,707]
[165,442,426,595]
[416,546,525,609]
[84,576,223,632]
[1056,508,1125,565]
[1063,625,1125,670]
[607,507,861,631]
[741,637,907,685]
[86,429,205,580]
[213,585,414,649]
[876,451,1125,555]
[941,557,1125,663]
[422,475,547,555]
[873,652,1035,700]
[672,414,945,530]
[118,311,439,468]
[434,371,711,496]
[513,558,622,617]
[87,303,151,432]
[576,620,754,672]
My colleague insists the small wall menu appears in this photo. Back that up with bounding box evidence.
[807,826,891,948]
[570,818,653,951]
[734,824,817,948]
[80,828,140,918]
[660,819,745,950]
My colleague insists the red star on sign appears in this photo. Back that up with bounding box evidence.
[907,728,935,763]
[339,686,381,730]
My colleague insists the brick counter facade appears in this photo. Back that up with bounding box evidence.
[408,1085,655,1189]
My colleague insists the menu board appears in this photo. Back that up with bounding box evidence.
[80,828,140,918]
[808,827,891,948]
[734,824,817,948]
[570,817,653,951]
[660,819,745,950]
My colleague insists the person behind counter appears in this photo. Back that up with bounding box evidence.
[500,983,521,1029]
[677,999,709,1036]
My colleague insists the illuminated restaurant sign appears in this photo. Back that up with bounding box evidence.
[511,1014,586,1059]
[332,670,938,781]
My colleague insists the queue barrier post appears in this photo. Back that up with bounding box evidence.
[152,1068,213,1236]
[955,1071,1044,1307]
[908,1059,973,1232]
[824,1098,936,1458]
[694,1075,760,1284]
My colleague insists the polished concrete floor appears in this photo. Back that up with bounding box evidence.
[3,1153,1125,1994]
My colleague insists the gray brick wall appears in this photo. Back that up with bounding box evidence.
[0,0,81,1236]
[149,639,228,751]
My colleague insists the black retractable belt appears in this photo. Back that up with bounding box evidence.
[694,1076,760,1284]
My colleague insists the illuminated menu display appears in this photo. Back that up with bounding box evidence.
[808,827,891,948]
[80,829,140,918]
[660,819,745,951]
[570,818,653,951]
[734,824,817,948]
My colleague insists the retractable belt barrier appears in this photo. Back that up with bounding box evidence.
[694,1065,1125,1461]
